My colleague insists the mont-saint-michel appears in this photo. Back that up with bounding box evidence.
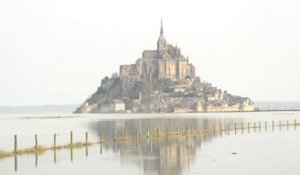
[75,21,255,113]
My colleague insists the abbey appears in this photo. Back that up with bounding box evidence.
[74,20,255,113]
[119,20,195,97]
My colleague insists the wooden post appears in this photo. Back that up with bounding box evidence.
[272,121,274,131]
[177,127,179,135]
[147,128,150,138]
[241,123,243,133]
[265,121,267,131]
[295,119,297,130]
[125,129,128,138]
[114,130,117,142]
[35,134,38,150]
[234,123,237,135]
[279,120,281,130]
[287,120,289,130]
[85,132,88,145]
[186,126,188,134]
[259,122,261,132]
[228,124,230,131]
[248,122,250,133]
[136,129,138,139]
[213,124,216,132]
[100,142,103,154]
[70,131,73,146]
[166,128,169,136]
[14,135,17,153]
[99,130,103,143]
[54,133,56,148]
[254,122,256,132]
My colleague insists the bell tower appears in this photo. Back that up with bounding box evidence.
[157,19,167,54]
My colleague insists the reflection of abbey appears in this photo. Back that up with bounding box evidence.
[75,20,255,113]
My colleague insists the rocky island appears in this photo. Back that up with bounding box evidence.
[74,21,255,113]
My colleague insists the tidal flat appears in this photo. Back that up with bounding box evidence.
[0,112,300,175]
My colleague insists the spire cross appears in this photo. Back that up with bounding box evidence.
[160,18,163,36]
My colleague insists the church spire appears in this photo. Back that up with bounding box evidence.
[160,18,163,36]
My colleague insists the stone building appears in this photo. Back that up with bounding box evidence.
[74,19,255,114]
[119,20,195,97]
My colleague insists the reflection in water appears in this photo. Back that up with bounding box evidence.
[54,150,57,163]
[35,153,38,167]
[89,118,239,175]
[10,117,298,174]
[86,145,88,157]
[71,147,73,162]
[14,155,17,172]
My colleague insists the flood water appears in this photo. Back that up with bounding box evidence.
[0,112,300,175]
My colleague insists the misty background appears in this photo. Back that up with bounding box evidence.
[0,0,300,106]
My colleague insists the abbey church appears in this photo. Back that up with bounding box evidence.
[75,20,255,113]
[119,20,195,97]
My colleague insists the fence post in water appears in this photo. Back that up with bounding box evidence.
[125,130,128,139]
[99,130,103,143]
[147,128,150,138]
[54,133,56,148]
[186,126,188,134]
[272,121,274,131]
[254,122,256,132]
[85,132,88,145]
[35,134,38,150]
[234,123,237,135]
[248,122,250,133]
[70,131,73,146]
[177,127,180,135]
[241,123,244,133]
[265,121,267,131]
[259,122,261,132]
[14,135,17,154]
[114,130,117,142]
[279,120,281,130]
[287,120,289,130]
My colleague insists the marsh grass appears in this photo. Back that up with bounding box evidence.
[0,150,12,159]
[0,145,47,159]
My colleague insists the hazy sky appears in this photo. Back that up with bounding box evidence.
[0,0,299,106]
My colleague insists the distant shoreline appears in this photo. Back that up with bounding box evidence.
[1,102,300,115]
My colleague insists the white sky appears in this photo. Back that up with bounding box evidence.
[0,0,299,106]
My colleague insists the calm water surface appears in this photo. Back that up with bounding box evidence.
[0,112,299,175]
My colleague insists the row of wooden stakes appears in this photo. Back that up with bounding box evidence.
[0,119,298,160]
